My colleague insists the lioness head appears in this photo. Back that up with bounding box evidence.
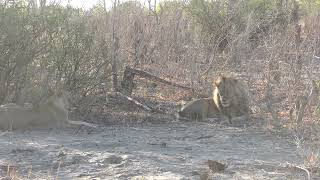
[39,90,70,112]
[214,76,238,108]
[53,91,70,109]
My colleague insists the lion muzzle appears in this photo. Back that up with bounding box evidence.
[219,95,231,107]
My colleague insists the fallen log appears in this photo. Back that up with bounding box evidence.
[116,92,152,112]
[121,66,193,95]
[106,91,172,114]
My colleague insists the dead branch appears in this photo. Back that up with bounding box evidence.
[295,95,308,124]
[201,34,229,77]
[108,92,153,112]
[285,162,311,180]
[290,73,319,124]
[252,160,310,180]
[265,81,281,127]
[67,120,97,128]
[121,66,193,95]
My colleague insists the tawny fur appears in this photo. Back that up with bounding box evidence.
[178,76,250,123]
[0,92,96,130]
[213,76,250,123]
[178,97,220,121]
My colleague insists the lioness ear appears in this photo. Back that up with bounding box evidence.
[177,100,186,109]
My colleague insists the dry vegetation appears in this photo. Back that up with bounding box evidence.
[1,0,320,178]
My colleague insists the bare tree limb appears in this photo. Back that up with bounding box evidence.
[290,71,319,124]
[121,66,194,96]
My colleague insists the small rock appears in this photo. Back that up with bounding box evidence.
[103,155,123,164]
[191,170,200,175]
[207,160,226,172]
[199,171,209,180]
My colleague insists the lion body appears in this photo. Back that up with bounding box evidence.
[178,97,220,121]
[178,76,250,123]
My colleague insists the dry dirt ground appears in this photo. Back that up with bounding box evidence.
[0,121,315,180]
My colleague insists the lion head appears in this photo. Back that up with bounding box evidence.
[214,76,239,108]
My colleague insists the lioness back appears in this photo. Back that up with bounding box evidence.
[0,92,69,130]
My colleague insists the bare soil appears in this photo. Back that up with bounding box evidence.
[0,121,313,180]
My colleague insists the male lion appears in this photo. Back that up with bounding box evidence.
[213,75,250,124]
[0,91,96,130]
[178,97,220,121]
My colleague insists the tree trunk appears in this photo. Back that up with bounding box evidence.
[111,0,119,92]
[292,0,302,85]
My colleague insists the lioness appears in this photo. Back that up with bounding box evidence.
[213,75,250,124]
[0,91,96,130]
[178,97,220,121]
